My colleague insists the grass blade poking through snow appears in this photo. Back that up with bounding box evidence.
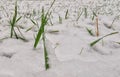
[34,0,56,70]
[34,0,56,48]
[65,9,69,19]
[34,7,48,48]
[59,15,62,24]
[34,8,51,47]
[43,33,49,70]
[86,27,94,36]
[76,9,83,21]
[9,1,22,38]
[10,1,17,38]
[90,32,118,47]
[84,8,87,18]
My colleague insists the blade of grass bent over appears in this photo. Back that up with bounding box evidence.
[90,32,118,47]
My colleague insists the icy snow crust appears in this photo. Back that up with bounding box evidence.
[0,0,120,77]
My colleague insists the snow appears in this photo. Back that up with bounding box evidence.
[0,0,120,77]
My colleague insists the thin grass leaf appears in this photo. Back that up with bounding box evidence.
[47,0,56,13]
[16,26,25,39]
[79,48,84,55]
[86,27,94,36]
[115,42,120,44]
[59,15,62,24]
[18,36,28,42]
[25,26,34,32]
[65,9,69,19]
[49,17,53,25]
[30,19,37,25]
[90,32,118,47]
[16,16,22,23]
[48,30,59,34]
[93,11,97,17]
[12,1,17,26]
[13,29,18,39]
[84,8,87,18]
[76,9,83,21]
[34,7,48,48]
[43,33,49,70]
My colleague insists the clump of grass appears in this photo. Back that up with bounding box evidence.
[9,1,22,38]
[26,19,38,32]
[34,0,56,70]
[90,32,118,47]
[30,18,37,26]
[34,0,55,48]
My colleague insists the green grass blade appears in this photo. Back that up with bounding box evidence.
[13,29,18,39]
[90,38,102,47]
[34,7,47,48]
[12,1,17,26]
[47,0,56,13]
[34,0,55,48]
[84,8,87,18]
[16,16,22,23]
[26,26,34,32]
[30,19,37,25]
[76,9,83,21]
[90,32,118,47]
[93,11,97,17]
[65,9,68,19]
[43,34,49,70]
[86,27,94,36]
[34,27,44,48]
[59,15,62,24]
[92,11,97,20]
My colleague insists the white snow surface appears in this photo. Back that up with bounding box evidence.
[0,0,120,77]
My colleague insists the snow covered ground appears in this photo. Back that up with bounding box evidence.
[0,0,120,77]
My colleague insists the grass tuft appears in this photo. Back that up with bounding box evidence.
[76,9,83,21]
[34,7,48,48]
[84,8,87,18]
[34,0,55,48]
[33,0,56,70]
